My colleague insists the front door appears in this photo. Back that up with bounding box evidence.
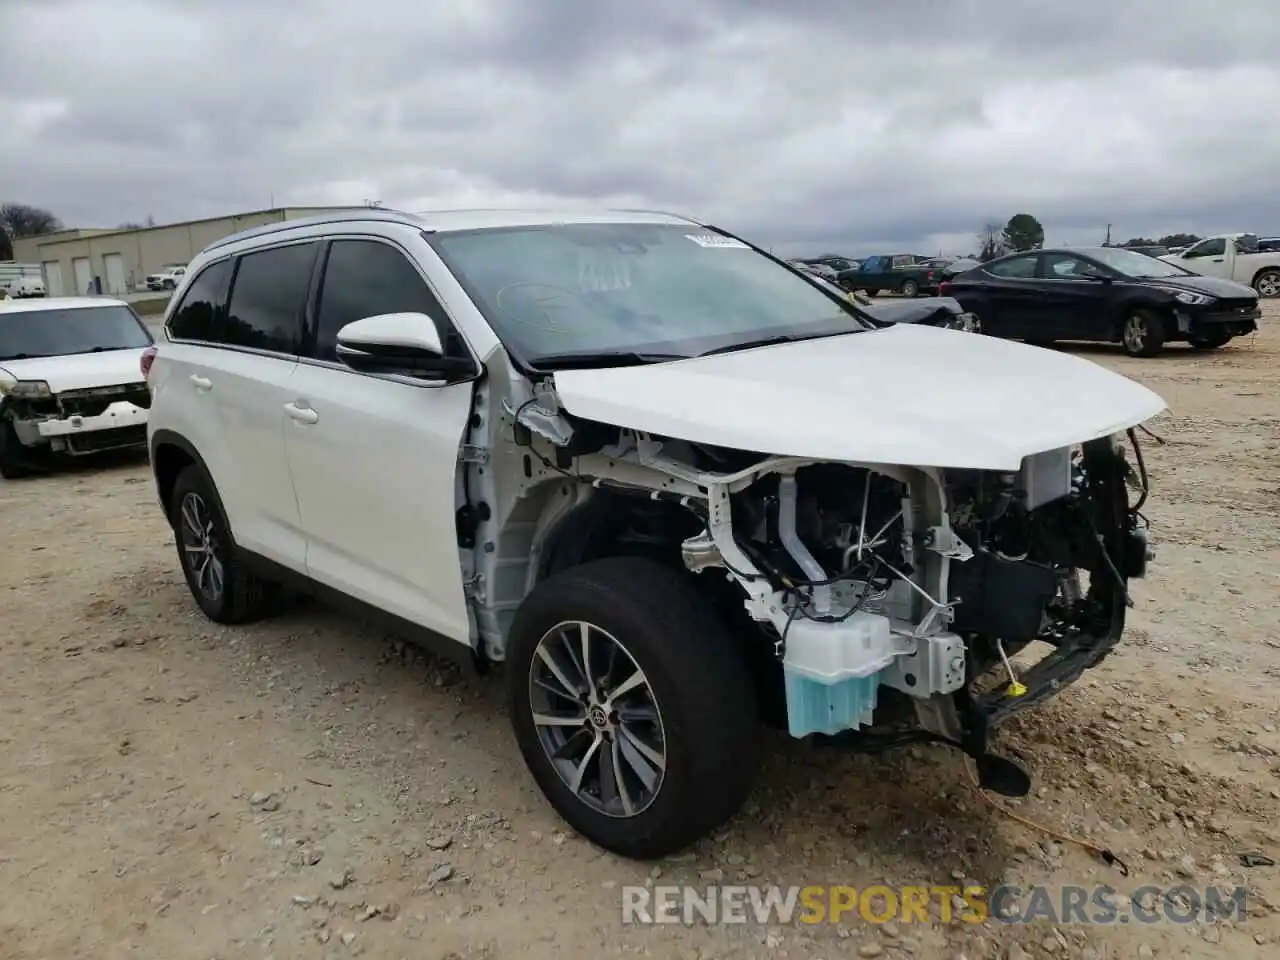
[1177,238,1230,279]
[283,236,477,645]
[1036,252,1115,341]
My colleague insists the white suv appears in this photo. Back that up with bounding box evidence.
[143,208,1166,858]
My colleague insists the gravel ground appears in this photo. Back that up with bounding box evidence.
[3,304,1278,960]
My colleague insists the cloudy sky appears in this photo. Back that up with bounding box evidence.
[2,0,1278,256]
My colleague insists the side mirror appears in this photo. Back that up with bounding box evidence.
[335,312,473,381]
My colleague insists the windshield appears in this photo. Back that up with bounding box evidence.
[429,222,871,366]
[0,305,153,361]
[1087,247,1191,279]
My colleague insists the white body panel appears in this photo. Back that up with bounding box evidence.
[552,323,1167,471]
[147,343,305,568]
[281,363,475,641]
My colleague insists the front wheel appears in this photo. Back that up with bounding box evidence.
[1253,268,1280,298]
[1121,310,1166,358]
[507,557,760,859]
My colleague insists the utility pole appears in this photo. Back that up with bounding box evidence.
[1104,223,1112,246]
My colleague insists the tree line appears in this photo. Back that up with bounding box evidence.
[974,215,1204,261]
[0,202,158,260]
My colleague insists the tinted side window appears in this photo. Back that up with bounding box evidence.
[223,242,316,353]
[1185,238,1225,258]
[986,255,1038,279]
[167,259,231,341]
[312,239,461,363]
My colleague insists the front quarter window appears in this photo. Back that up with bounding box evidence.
[429,222,871,366]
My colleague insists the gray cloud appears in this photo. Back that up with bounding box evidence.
[2,0,1277,255]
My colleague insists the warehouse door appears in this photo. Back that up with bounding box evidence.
[73,257,92,295]
[42,261,65,297]
[104,253,127,295]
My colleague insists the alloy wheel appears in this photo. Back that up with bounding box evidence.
[179,492,224,603]
[1123,315,1146,354]
[528,621,667,818]
[1257,273,1280,298]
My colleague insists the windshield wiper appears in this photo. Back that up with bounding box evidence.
[0,353,40,361]
[696,329,850,358]
[531,350,689,370]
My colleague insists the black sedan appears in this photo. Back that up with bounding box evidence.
[937,246,1261,357]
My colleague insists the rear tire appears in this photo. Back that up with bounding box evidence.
[863,288,879,297]
[507,557,760,859]
[900,279,920,298]
[1121,309,1166,358]
[1253,268,1280,298]
[169,464,280,623]
[0,423,33,480]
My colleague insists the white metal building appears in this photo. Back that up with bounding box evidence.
[11,207,367,297]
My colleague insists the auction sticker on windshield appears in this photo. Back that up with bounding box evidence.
[685,234,749,249]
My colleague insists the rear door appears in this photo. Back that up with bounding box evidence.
[283,232,478,645]
[159,242,316,569]
[978,254,1043,337]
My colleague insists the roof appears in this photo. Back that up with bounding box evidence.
[0,296,128,313]
[205,206,704,253]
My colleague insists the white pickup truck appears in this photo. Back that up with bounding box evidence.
[1160,234,1280,298]
[145,264,188,291]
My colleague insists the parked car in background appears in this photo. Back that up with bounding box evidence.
[788,259,839,283]
[938,246,1260,357]
[1256,237,1280,253]
[1159,234,1280,298]
[0,297,154,478]
[796,255,865,290]
[6,276,46,298]
[847,254,944,297]
[1120,245,1170,258]
[146,264,189,291]
[143,207,1163,858]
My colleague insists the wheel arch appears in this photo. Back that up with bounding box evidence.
[1251,265,1280,293]
[150,430,228,533]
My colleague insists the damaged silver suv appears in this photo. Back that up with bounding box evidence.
[144,208,1165,858]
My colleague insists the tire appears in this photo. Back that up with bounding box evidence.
[169,464,280,623]
[507,557,760,859]
[900,279,920,298]
[0,422,33,480]
[863,288,879,297]
[162,280,176,291]
[1253,268,1280,299]
[1189,332,1231,350]
[1121,309,1166,358]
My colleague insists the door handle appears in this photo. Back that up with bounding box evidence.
[284,401,319,425]
[189,374,212,391]
[1211,258,1223,262]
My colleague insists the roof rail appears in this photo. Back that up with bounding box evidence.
[202,207,424,253]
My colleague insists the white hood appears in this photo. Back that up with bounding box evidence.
[0,348,147,393]
[552,325,1167,472]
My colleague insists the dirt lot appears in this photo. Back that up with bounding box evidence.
[3,306,1279,960]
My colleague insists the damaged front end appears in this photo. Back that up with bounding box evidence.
[0,380,150,462]
[494,388,1154,797]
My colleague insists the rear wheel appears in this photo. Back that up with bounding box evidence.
[169,464,280,623]
[1121,309,1166,358]
[507,557,760,859]
[900,279,920,298]
[863,288,879,297]
[1253,268,1280,298]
